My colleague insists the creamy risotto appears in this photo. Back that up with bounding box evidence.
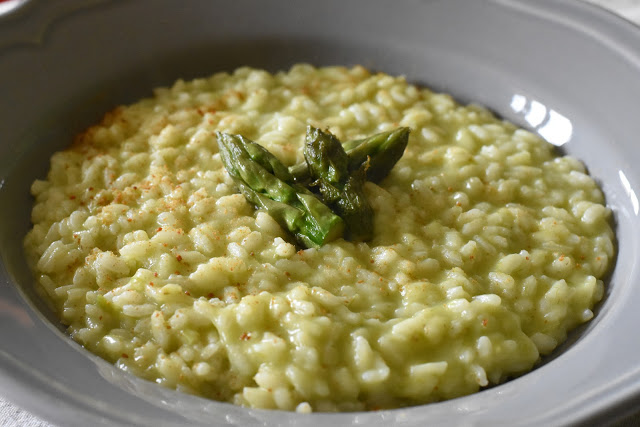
[23,65,614,412]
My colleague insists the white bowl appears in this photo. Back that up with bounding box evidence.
[1,0,639,425]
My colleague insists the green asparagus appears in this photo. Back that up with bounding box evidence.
[218,133,295,203]
[303,126,350,184]
[304,126,374,241]
[218,126,410,247]
[344,126,410,183]
[217,132,344,248]
[290,127,410,183]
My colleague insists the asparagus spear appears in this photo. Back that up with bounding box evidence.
[241,136,293,182]
[294,189,345,248]
[303,126,350,184]
[218,132,296,202]
[344,126,410,183]
[304,126,374,241]
[290,126,410,183]
[217,132,344,248]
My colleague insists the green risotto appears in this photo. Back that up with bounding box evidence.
[24,65,614,412]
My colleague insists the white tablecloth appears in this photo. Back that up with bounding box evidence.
[2,0,640,426]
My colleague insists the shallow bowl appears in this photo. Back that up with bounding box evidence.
[1,0,639,425]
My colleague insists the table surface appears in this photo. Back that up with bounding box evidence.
[2,0,640,426]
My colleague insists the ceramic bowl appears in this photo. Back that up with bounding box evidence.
[1,0,639,425]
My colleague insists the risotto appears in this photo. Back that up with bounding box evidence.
[23,65,614,412]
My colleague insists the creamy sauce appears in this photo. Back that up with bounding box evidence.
[24,65,614,411]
